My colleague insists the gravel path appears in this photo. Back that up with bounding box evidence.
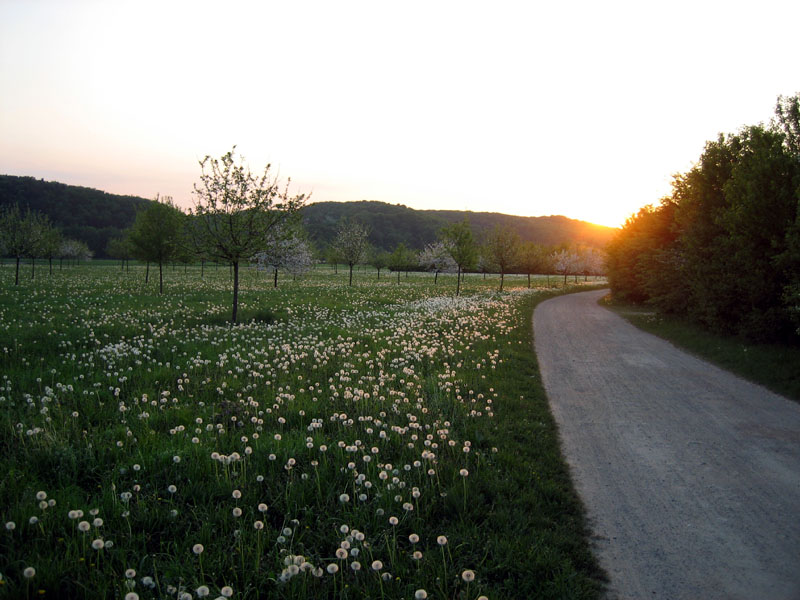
[533,289,800,600]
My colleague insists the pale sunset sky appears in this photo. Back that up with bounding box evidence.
[1,0,798,227]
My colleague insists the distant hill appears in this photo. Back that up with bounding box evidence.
[0,175,617,258]
[301,200,616,251]
[0,175,150,257]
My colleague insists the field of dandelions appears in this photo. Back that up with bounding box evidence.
[0,263,605,600]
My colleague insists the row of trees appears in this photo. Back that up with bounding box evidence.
[0,204,92,285]
[4,147,606,321]
[329,219,605,295]
[606,94,800,342]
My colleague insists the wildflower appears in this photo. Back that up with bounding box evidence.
[389,516,398,525]
[350,561,361,571]
[196,585,210,597]
[414,590,427,599]
[125,569,136,578]
[193,543,204,555]
[460,468,469,477]
[78,521,91,532]
[29,516,38,525]
[93,518,103,527]
[232,507,242,518]
[461,569,475,582]
[409,533,419,543]
[36,491,47,501]
[258,503,268,513]
[339,493,350,503]
[125,594,139,600]
[412,551,423,560]
[4,522,14,531]
[167,485,177,494]
[371,560,383,571]
[220,586,233,597]
[23,567,36,579]
[335,548,348,559]
[326,563,338,574]
[437,535,448,545]
[232,490,242,499]
[253,521,264,530]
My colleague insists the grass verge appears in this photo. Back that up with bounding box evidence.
[474,287,607,598]
[600,295,800,403]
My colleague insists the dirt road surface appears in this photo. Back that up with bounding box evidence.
[533,289,800,600]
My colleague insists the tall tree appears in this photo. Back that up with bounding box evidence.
[38,225,63,276]
[128,196,185,294]
[331,220,369,286]
[439,220,477,296]
[388,242,417,284]
[368,246,390,279]
[191,147,308,322]
[486,226,520,291]
[519,242,548,288]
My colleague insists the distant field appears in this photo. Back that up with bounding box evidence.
[0,264,605,599]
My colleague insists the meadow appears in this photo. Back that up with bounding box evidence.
[0,263,605,599]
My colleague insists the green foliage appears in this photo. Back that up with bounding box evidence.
[190,147,308,321]
[486,226,520,291]
[606,94,800,342]
[439,220,478,296]
[128,197,186,294]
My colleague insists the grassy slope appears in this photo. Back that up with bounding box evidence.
[601,296,800,403]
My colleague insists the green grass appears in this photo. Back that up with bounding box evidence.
[601,295,800,402]
[0,263,605,599]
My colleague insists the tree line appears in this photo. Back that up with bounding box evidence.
[327,219,605,295]
[0,203,93,284]
[606,94,800,342]
[2,148,605,323]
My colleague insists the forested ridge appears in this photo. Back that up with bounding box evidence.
[606,94,800,342]
[0,176,150,257]
[0,175,616,257]
[301,200,615,251]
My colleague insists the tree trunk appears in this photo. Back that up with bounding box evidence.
[274,268,278,288]
[159,261,164,295]
[499,271,504,292]
[348,264,354,286]
[377,268,380,280]
[201,260,205,279]
[31,257,35,280]
[527,273,531,288]
[564,272,568,285]
[232,261,240,323]
[145,262,150,284]
[456,266,461,296]
[434,270,438,285]
[15,257,20,285]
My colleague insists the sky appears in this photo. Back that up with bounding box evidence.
[1,1,798,228]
